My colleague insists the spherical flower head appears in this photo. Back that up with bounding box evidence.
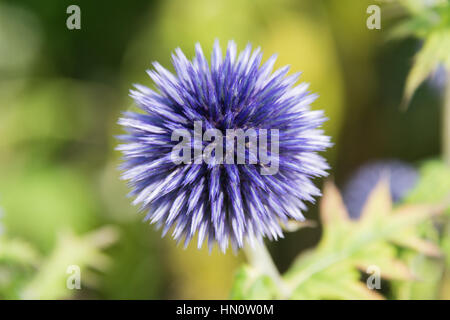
[117,40,331,252]
[342,160,419,219]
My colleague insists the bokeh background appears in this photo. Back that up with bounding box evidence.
[0,0,445,299]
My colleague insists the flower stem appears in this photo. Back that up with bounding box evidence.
[243,241,289,299]
[444,71,450,166]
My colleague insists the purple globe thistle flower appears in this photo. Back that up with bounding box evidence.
[117,41,331,252]
[342,160,419,219]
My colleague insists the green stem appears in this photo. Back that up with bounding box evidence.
[243,241,289,299]
[444,71,450,166]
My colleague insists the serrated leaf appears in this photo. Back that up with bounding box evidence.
[230,265,278,300]
[388,15,437,40]
[402,31,450,108]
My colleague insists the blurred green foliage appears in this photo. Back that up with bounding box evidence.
[391,159,450,299]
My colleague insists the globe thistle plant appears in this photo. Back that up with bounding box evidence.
[117,40,331,252]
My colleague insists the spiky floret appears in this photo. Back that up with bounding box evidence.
[117,40,331,252]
